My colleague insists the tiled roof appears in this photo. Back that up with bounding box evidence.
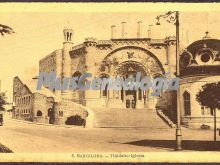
[17,76,61,102]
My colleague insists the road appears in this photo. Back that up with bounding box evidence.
[0,118,218,153]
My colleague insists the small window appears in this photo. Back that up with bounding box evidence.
[37,110,43,116]
[201,53,211,63]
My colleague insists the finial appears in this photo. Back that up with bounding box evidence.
[203,31,211,39]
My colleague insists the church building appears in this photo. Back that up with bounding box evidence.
[12,22,220,128]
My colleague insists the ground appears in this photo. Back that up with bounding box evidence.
[0,118,220,153]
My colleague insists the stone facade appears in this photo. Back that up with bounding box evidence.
[68,36,177,110]
[13,24,178,127]
[13,77,33,121]
[13,77,55,123]
[179,33,220,128]
[13,24,220,128]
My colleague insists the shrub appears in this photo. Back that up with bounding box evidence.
[200,124,210,130]
[65,115,85,126]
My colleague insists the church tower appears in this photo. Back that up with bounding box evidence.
[61,26,73,100]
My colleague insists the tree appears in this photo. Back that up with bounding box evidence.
[0,24,14,36]
[196,82,220,141]
[0,92,8,111]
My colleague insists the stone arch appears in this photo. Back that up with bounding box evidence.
[48,108,54,124]
[72,71,82,87]
[103,46,165,74]
[115,60,150,78]
[72,71,82,77]
[99,73,110,78]
[152,73,164,79]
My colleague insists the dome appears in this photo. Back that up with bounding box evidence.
[180,32,220,77]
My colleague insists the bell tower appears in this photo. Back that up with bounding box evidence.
[61,25,73,100]
[63,27,73,42]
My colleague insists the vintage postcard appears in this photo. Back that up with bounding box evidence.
[0,2,220,163]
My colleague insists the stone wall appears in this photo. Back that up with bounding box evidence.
[13,77,34,121]
[180,76,220,128]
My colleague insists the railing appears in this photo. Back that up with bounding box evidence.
[156,109,176,128]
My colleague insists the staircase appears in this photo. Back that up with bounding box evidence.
[155,91,177,127]
[156,109,176,128]
[91,108,170,128]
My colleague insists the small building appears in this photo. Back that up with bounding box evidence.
[13,77,58,123]
[179,32,220,128]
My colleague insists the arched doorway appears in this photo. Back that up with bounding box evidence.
[116,61,149,109]
[99,73,110,98]
[48,108,54,124]
[99,46,165,109]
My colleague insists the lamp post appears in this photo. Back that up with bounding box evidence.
[156,11,182,150]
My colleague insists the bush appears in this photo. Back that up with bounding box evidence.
[65,115,85,126]
[200,124,210,130]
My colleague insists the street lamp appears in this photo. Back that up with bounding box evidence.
[156,11,182,150]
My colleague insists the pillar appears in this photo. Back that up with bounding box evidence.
[61,27,74,101]
[137,21,142,38]
[122,22,126,38]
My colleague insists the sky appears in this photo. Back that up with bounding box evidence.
[0,10,220,104]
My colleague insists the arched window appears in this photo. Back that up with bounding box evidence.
[152,73,164,97]
[183,91,191,116]
[99,74,109,98]
[37,110,43,117]
[72,71,82,89]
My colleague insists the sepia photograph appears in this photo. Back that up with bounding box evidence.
[0,2,220,163]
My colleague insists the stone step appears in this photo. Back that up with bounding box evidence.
[91,108,170,128]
